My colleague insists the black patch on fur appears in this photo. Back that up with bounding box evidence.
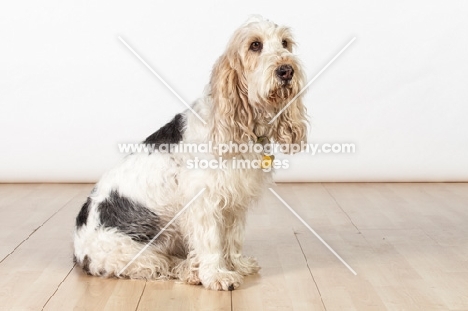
[143,114,185,151]
[82,255,91,275]
[98,191,161,243]
[76,198,91,227]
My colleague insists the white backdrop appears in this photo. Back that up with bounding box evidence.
[1,1,467,182]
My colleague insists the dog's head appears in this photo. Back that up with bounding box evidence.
[210,16,308,152]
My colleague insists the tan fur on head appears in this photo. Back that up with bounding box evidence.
[209,16,308,153]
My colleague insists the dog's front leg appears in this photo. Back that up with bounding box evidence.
[187,200,243,291]
[223,209,261,276]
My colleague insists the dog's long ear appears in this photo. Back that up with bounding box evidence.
[272,97,308,154]
[209,47,255,145]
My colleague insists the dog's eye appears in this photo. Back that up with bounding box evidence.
[250,41,262,52]
[282,40,288,48]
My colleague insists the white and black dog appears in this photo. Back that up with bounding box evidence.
[73,16,307,291]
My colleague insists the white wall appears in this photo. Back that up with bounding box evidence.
[1,1,467,182]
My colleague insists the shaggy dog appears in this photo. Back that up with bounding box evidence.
[73,16,307,291]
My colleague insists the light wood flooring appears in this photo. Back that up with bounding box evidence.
[0,183,467,310]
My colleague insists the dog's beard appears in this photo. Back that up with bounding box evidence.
[249,74,303,115]
[268,82,296,103]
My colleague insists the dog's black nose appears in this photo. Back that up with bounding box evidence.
[276,64,294,81]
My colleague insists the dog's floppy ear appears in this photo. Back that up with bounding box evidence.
[272,97,308,154]
[209,46,255,146]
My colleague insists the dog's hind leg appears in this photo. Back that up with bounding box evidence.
[74,227,181,280]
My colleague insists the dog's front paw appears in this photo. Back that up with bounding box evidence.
[173,259,202,285]
[231,256,261,276]
[201,270,243,291]
[183,270,202,285]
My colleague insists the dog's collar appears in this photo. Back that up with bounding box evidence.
[255,136,275,169]
[256,136,269,144]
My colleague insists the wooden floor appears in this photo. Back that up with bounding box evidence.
[0,183,467,310]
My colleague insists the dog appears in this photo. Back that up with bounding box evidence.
[73,15,307,291]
